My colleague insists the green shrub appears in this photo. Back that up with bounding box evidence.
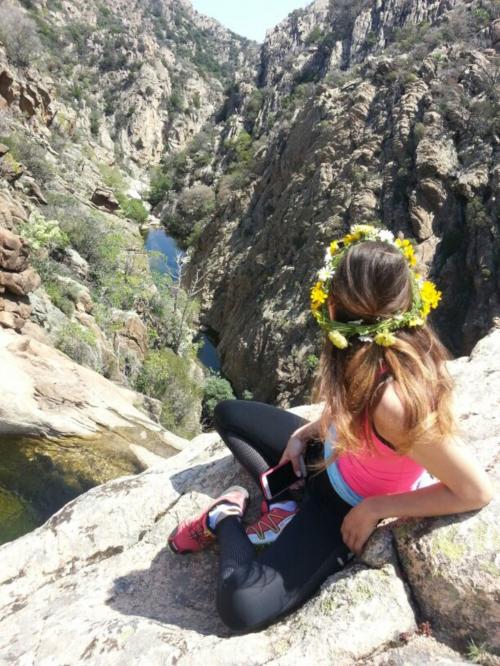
[65,21,93,56]
[98,164,148,223]
[163,184,215,244]
[148,167,173,207]
[135,348,203,438]
[305,26,324,45]
[245,89,266,125]
[99,164,126,192]
[90,109,100,137]
[224,130,254,169]
[0,133,55,185]
[117,195,148,224]
[168,91,184,112]
[202,371,235,425]
[20,211,68,252]
[54,322,102,371]
[45,281,75,317]
[414,122,426,143]
[306,354,319,371]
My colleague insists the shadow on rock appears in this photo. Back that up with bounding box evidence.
[107,457,262,638]
[106,545,232,637]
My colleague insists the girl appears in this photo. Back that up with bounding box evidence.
[168,225,493,633]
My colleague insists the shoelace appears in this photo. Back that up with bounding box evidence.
[250,510,291,540]
[188,521,212,546]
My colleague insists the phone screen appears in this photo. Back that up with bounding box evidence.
[265,461,297,498]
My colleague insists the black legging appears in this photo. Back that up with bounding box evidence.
[212,399,353,633]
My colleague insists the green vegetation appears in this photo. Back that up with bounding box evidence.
[0,133,55,186]
[118,197,148,224]
[162,184,215,248]
[54,322,101,372]
[306,354,319,371]
[89,109,100,137]
[305,26,324,45]
[135,348,202,438]
[44,280,75,317]
[202,370,235,426]
[282,82,316,116]
[99,165,148,224]
[466,639,492,664]
[0,2,42,67]
[414,122,426,144]
[224,130,254,175]
[41,191,205,436]
[20,211,68,252]
[148,167,173,207]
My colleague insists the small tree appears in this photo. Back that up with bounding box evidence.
[202,370,235,426]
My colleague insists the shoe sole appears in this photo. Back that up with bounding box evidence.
[168,485,249,555]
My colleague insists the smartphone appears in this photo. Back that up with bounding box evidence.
[260,458,306,500]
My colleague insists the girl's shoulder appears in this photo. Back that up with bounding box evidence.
[372,379,407,451]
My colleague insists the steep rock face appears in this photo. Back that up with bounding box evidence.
[184,0,499,404]
[16,0,257,166]
[0,63,53,125]
[260,0,456,89]
[0,327,497,664]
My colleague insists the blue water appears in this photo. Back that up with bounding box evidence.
[144,228,181,279]
[144,228,221,372]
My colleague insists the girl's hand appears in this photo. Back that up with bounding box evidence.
[279,435,307,478]
[340,499,380,556]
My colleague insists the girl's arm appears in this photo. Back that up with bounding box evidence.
[341,382,494,555]
[278,417,323,476]
[292,417,322,443]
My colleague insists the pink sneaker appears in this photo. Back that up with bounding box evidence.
[245,501,299,545]
[168,485,249,554]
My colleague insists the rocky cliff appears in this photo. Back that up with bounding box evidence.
[2,0,498,411]
[172,0,500,405]
[0,0,259,440]
[0,326,498,665]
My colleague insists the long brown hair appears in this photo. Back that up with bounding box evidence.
[311,241,456,459]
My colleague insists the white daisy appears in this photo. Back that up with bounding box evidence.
[378,229,395,243]
[318,267,334,281]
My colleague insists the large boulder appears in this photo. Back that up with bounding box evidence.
[390,327,500,652]
[0,266,40,296]
[0,327,186,450]
[0,226,30,272]
[91,186,120,211]
[0,189,28,231]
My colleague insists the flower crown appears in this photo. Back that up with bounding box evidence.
[310,224,442,349]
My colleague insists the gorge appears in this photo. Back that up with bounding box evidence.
[0,0,498,662]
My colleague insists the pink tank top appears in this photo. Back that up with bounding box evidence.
[336,410,428,497]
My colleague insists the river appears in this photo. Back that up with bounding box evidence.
[144,227,221,371]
